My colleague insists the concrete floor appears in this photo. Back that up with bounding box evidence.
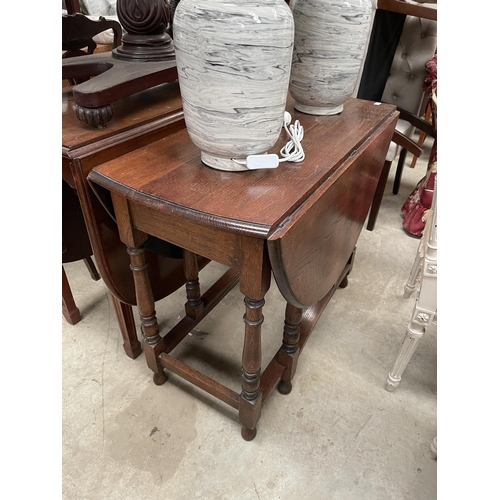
[62,138,437,500]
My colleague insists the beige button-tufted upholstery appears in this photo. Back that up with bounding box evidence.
[382,13,437,163]
[364,1,437,231]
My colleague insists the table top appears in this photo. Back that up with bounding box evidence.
[62,81,183,158]
[90,98,397,239]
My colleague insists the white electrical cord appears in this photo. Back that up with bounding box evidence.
[232,111,305,169]
[279,111,305,163]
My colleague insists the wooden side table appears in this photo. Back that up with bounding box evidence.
[63,81,209,359]
[89,98,398,438]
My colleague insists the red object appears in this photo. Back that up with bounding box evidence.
[401,55,437,237]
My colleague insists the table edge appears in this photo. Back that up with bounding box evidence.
[62,110,185,160]
[87,171,272,239]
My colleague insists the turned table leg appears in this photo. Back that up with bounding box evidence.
[183,250,204,319]
[127,245,168,385]
[240,296,264,441]
[111,193,167,384]
[278,303,302,395]
[238,239,271,441]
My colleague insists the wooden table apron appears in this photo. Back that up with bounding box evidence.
[89,98,398,438]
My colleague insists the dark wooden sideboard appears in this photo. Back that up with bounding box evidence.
[62,81,209,358]
[89,98,398,439]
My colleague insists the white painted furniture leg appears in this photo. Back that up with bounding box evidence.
[429,436,437,460]
[386,321,425,391]
[386,180,437,391]
[404,239,423,298]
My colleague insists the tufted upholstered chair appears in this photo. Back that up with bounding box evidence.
[380,14,437,182]
[362,1,437,231]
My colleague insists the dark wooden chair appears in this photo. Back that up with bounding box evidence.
[62,11,122,86]
[63,0,81,15]
[62,12,122,59]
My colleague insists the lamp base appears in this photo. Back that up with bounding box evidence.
[293,102,343,116]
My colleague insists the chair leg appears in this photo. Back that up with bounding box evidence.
[404,240,424,298]
[385,320,425,391]
[392,148,408,195]
[110,295,142,359]
[366,159,392,231]
[83,256,100,281]
[409,102,432,169]
[62,265,81,325]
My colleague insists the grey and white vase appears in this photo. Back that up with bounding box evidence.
[289,0,373,115]
[173,0,294,171]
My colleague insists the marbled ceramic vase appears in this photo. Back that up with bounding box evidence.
[173,0,294,171]
[289,0,373,115]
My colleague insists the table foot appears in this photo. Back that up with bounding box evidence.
[75,104,113,128]
[62,266,81,325]
[153,370,168,386]
[339,252,355,289]
[241,426,257,441]
[339,276,349,288]
[123,341,143,360]
[110,295,142,359]
[62,301,81,325]
[277,380,292,395]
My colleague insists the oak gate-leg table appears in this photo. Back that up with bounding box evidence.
[89,98,398,440]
